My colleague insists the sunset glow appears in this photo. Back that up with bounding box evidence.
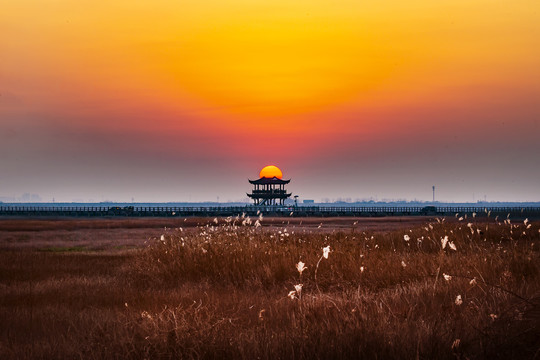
[1,0,540,202]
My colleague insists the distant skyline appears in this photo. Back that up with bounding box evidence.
[2,1,539,203]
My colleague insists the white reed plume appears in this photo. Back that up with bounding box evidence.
[455,295,463,305]
[524,218,529,225]
[287,284,303,300]
[296,261,307,275]
[469,277,477,286]
[141,311,153,320]
[458,217,464,221]
[401,260,407,268]
[472,212,476,218]
[213,217,218,224]
[360,266,365,273]
[443,273,452,281]
[403,234,410,242]
[254,220,261,228]
[160,235,165,242]
[448,241,457,251]
[441,236,449,249]
[323,245,331,259]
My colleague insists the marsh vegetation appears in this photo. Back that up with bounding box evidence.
[0,215,538,359]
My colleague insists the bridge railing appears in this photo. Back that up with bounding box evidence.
[1,205,539,217]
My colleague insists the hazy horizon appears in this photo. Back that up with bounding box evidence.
[2,193,540,205]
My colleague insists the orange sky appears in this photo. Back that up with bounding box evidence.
[1,0,539,202]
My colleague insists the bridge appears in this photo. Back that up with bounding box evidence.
[1,205,539,218]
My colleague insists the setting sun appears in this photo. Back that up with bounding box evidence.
[259,165,283,179]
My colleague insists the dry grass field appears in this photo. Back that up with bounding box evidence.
[0,215,538,359]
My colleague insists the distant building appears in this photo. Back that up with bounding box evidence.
[303,199,315,204]
[247,177,292,206]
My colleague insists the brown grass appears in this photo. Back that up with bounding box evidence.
[0,216,538,359]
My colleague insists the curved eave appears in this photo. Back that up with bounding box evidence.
[248,177,291,185]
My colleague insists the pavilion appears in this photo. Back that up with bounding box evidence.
[247,166,292,206]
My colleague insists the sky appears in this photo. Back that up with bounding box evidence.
[1,0,539,203]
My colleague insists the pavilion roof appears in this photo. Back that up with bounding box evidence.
[249,177,291,185]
